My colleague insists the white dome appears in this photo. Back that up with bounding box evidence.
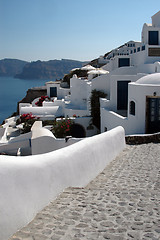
[136,73,160,85]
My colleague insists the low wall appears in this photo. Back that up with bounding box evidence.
[0,126,125,240]
[31,123,82,155]
[0,132,32,156]
[126,132,160,144]
[20,106,59,115]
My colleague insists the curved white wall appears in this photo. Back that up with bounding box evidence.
[20,106,59,115]
[0,126,125,240]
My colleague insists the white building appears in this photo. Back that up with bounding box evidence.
[100,11,160,135]
[19,11,160,136]
[101,73,160,134]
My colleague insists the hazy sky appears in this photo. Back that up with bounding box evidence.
[0,0,160,62]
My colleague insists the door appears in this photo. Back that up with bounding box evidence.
[117,81,130,110]
[148,31,159,45]
[146,97,160,133]
[50,87,57,97]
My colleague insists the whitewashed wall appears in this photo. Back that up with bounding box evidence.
[70,76,88,108]
[128,82,160,134]
[91,74,109,94]
[0,132,32,156]
[31,126,82,155]
[152,11,160,27]
[101,108,129,133]
[104,74,138,112]
[0,126,125,240]
[101,81,160,135]
[46,82,70,99]
[20,106,63,120]
[64,107,89,117]
[74,117,98,137]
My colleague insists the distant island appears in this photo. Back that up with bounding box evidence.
[0,58,87,80]
[0,59,28,77]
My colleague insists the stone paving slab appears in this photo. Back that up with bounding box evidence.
[10,143,160,240]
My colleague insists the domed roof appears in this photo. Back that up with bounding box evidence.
[136,73,160,85]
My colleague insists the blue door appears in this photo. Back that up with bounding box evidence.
[50,87,57,97]
[117,81,130,110]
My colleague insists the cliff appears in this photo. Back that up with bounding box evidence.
[17,87,47,113]
[15,59,86,80]
[0,59,28,77]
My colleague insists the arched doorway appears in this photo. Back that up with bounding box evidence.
[70,124,86,138]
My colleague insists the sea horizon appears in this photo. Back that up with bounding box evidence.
[0,76,53,124]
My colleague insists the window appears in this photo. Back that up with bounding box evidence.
[130,101,135,115]
[142,45,145,51]
[137,47,140,52]
[148,31,159,45]
[134,49,136,53]
[118,58,130,68]
[148,48,160,56]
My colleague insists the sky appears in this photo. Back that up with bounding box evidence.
[0,0,160,62]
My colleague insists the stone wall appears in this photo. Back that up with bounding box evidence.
[125,132,160,144]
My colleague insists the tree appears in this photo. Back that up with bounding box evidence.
[90,89,107,130]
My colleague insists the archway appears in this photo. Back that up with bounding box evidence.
[70,124,86,138]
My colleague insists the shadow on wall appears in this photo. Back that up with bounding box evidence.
[70,123,86,138]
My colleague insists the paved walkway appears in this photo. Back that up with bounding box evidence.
[10,143,160,240]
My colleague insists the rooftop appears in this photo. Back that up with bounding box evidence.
[136,73,160,85]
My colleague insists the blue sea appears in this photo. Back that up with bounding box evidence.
[0,77,52,124]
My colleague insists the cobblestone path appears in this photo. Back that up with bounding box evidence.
[10,143,160,240]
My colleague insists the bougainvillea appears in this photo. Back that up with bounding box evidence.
[35,96,50,106]
[16,113,39,134]
[52,118,74,138]
[18,113,36,123]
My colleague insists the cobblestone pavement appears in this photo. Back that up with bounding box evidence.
[10,143,160,240]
